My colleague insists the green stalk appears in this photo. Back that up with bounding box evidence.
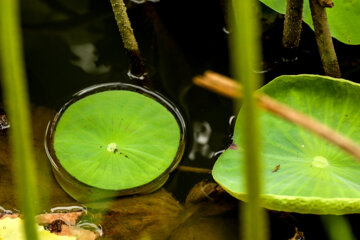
[321,216,355,240]
[0,1,39,240]
[230,0,267,240]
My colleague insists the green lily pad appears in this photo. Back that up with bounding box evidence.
[260,0,360,45]
[213,74,360,214]
[51,84,183,192]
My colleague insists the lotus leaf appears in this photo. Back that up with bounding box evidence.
[213,74,360,214]
[53,90,181,191]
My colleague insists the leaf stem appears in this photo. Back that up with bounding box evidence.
[109,0,148,81]
[193,71,360,161]
[309,0,341,78]
[176,165,212,174]
[283,0,304,49]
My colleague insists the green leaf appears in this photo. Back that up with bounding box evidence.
[213,74,360,214]
[54,90,181,190]
[260,0,360,45]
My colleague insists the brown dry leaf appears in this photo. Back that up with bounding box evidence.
[0,213,19,220]
[84,181,238,240]
[36,212,83,226]
[86,189,184,240]
[0,212,98,239]
[38,212,98,240]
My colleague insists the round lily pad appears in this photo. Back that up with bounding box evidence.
[213,74,360,214]
[51,84,183,191]
[260,0,360,45]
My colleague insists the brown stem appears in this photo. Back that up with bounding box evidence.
[309,0,341,78]
[110,0,148,81]
[193,71,360,161]
[282,0,304,49]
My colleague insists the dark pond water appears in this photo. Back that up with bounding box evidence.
[1,0,360,239]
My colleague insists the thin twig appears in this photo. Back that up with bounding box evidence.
[309,0,341,78]
[283,0,304,49]
[193,71,360,161]
[176,165,212,174]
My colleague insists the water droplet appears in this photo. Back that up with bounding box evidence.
[312,156,329,168]
[107,143,118,153]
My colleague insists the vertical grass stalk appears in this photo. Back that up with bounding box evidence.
[0,0,39,239]
[321,216,355,240]
[230,0,267,239]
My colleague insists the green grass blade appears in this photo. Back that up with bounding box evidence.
[230,0,267,239]
[321,215,355,240]
[0,0,39,239]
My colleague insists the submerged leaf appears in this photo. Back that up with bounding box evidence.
[213,74,360,214]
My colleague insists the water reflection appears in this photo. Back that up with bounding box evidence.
[70,43,110,74]
[189,121,214,160]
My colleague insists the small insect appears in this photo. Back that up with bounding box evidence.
[272,164,280,173]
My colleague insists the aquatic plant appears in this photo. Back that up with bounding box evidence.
[213,74,360,215]
[46,83,185,201]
